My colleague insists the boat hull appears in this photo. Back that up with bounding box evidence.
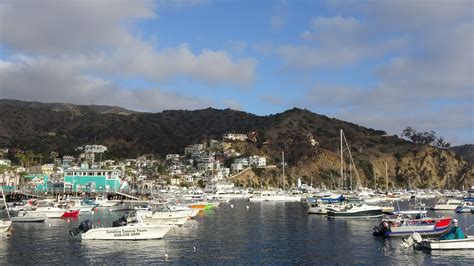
[81,225,171,240]
[327,209,383,219]
[421,236,474,250]
[373,217,451,237]
[143,216,188,226]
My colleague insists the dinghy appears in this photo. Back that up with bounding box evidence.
[403,232,474,250]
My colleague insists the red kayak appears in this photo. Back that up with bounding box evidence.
[61,209,80,218]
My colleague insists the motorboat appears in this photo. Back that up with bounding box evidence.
[137,207,192,226]
[373,211,451,237]
[327,204,383,219]
[432,198,462,211]
[11,210,46,222]
[70,212,172,240]
[307,198,345,215]
[29,206,65,218]
[455,202,474,213]
[418,236,474,250]
[94,196,117,207]
[249,190,301,202]
[403,233,474,250]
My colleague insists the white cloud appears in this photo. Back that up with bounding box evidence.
[0,58,212,112]
[277,16,404,69]
[0,0,256,87]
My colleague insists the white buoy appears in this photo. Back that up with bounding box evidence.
[193,246,196,252]
[246,205,249,210]
[165,254,169,261]
[230,204,234,208]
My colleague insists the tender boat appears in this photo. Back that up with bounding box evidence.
[419,236,474,250]
[432,198,462,211]
[373,211,451,237]
[94,196,117,207]
[404,233,474,250]
[11,210,46,222]
[70,212,172,240]
[327,204,383,219]
[29,206,65,218]
[455,202,474,213]
[248,190,301,202]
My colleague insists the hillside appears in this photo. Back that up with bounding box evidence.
[0,99,472,189]
[452,144,474,165]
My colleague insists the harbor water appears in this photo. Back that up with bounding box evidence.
[1,199,473,264]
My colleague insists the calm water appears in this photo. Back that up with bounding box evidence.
[1,199,473,265]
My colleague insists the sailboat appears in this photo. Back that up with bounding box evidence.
[0,187,13,234]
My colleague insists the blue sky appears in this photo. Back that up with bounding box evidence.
[0,0,472,144]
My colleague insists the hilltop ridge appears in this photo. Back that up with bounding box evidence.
[0,99,471,188]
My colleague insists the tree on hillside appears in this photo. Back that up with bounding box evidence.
[402,127,450,149]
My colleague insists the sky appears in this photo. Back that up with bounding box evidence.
[0,0,473,145]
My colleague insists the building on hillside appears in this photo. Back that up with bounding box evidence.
[184,144,205,155]
[235,158,249,167]
[62,156,75,168]
[63,169,123,192]
[0,159,11,166]
[249,156,266,168]
[41,164,55,175]
[223,133,248,141]
[231,162,244,173]
[166,154,180,161]
[221,167,230,178]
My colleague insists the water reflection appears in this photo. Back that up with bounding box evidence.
[0,199,472,264]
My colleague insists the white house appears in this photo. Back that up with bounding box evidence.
[249,156,266,168]
[0,159,11,166]
[184,144,205,155]
[235,158,249,167]
[231,162,244,173]
[166,154,180,161]
[223,133,248,141]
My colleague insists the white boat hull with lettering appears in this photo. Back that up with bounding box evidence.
[81,225,172,240]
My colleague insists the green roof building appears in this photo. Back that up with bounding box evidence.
[63,169,123,192]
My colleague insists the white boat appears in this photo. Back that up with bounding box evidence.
[71,212,172,240]
[307,201,345,214]
[11,210,46,222]
[455,202,474,213]
[404,233,474,250]
[29,206,65,218]
[94,196,117,207]
[327,204,383,219]
[137,209,191,226]
[421,236,474,250]
[433,198,462,210]
[249,190,301,202]
[142,216,189,226]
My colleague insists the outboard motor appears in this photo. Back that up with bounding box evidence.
[112,215,128,227]
[69,220,93,236]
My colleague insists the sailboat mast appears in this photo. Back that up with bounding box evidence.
[385,161,388,192]
[282,151,285,190]
[340,129,343,191]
